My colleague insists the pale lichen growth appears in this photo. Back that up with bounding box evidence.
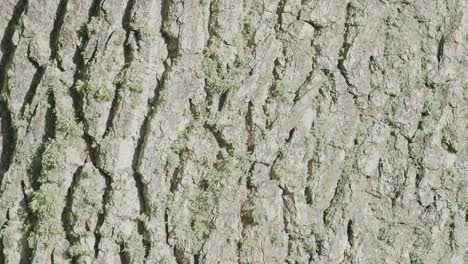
[202,1,257,95]
[84,16,100,38]
[67,243,86,258]
[203,40,252,94]
[40,139,62,178]
[13,104,34,129]
[188,168,224,252]
[247,204,267,225]
[56,111,84,137]
[28,183,65,247]
[94,86,114,102]
[76,79,114,102]
[409,253,424,264]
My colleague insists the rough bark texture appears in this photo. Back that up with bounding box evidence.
[0,0,467,263]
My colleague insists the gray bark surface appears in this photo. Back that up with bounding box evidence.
[0,0,467,263]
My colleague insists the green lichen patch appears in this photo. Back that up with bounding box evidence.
[56,111,84,137]
[28,183,65,247]
[66,243,87,258]
[273,80,288,98]
[158,255,178,264]
[409,253,424,264]
[246,204,267,225]
[169,157,249,255]
[303,235,318,256]
[203,41,252,95]
[188,169,224,252]
[202,1,259,95]
[308,224,325,256]
[26,133,75,248]
[76,80,114,102]
[13,104,34,129]
[238,231,257,260]
[305,117,328,162]
[94,86,114,102]
[84,16,101,38]
[128,84,143,93]
[40,139,63,178]
[113,69,128,86]
[242,0,263,37]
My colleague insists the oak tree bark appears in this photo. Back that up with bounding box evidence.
[0,0,467,263]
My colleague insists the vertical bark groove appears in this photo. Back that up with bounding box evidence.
[49,0,69,68]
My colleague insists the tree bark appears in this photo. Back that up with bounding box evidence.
[0,0,467,263]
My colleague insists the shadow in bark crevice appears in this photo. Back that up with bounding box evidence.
[49,0,69,69]
[61,165,84,262]
[0,102,14,185]
[0,0,29,92]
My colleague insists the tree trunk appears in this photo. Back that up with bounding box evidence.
[0,0,466,263]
